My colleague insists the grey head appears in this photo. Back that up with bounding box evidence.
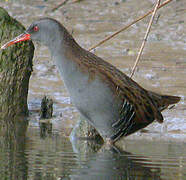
[1,17,67,50]
[26,18,65,49]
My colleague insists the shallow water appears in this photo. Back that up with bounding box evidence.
[0,0,186,179]
[0,119,186,180]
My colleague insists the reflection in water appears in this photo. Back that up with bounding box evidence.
[0,117,28,180]
[39,121,52,139]
[70,140,161,180]
[0,119,185,179]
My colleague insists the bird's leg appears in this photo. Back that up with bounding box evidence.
[105,138,115,146]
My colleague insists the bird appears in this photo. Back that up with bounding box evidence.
[1,17,180,144]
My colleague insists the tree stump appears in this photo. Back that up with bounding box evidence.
[40,96,53,119]
[0,7,34,119]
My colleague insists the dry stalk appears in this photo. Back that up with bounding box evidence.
[51,0,69,12]
[130,0,161,78]
[88,0,173,51]
[71,0,84,3]
[51,0,84,12]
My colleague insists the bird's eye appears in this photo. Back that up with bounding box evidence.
[33,25,39,32]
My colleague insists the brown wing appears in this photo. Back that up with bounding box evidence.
[81,50,164,124]
[95,58,163,120]
[108,84,163,141]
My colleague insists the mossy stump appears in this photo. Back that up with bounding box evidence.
[71,115,103,142]
[40,96,53,119]
[0,7,34,119]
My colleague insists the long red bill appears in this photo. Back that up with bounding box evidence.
[1,33,31,50]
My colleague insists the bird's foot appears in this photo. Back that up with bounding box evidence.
[105,138,114,146]
[99,138,121,153]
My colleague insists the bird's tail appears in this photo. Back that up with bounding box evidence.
[148,91,181,111]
